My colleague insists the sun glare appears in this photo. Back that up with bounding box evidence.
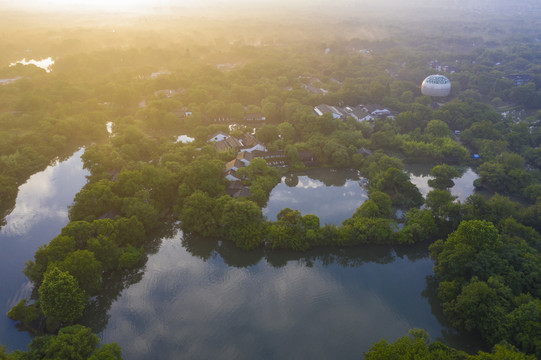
[41,0,168,12]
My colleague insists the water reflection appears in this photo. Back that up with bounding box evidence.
[0,149,89,352]
[100,230,447,360]
[263,168,368,225]
[1,148,88,237]
[405,164,478,202]
[450,168,479,202]
[9,57,55,73]
[106,122,113,135]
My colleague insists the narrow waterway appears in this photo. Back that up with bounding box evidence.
[0,148,89,351]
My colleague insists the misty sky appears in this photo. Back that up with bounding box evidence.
[0,0,506,13]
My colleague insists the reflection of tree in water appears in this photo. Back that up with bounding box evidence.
[0,146,86,231]
[181,233,433,269]
[284,174,298,187]
[181,233,217,261]
[292,168,362,187]
[75,222,435,338]
[77,219,179,334]
[405,163,470,179]
[80,268,145,334]
[404,163,433,177]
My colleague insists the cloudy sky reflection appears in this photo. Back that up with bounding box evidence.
[263,168,368,224]
[100,233,443,360]
[1,148,88,237]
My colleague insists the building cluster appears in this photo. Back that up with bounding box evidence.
[208,131,315,198]
[428,60,460,74]
[313,103,393,122]
[208,131,266,153]
[301,77,329,95]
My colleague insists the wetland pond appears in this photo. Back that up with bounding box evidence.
[1,163,480,358]
[405,163,479,202]
[263,168,368,224]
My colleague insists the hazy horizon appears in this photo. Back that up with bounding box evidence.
[0,0,534,14]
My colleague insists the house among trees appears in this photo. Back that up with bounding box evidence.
[298,150,317,166]
[208,132,266,153]
[172,107,192,120]
[342,106,372,122]
[314,103,392,122]
[301,77,329,95]
[225,158,246,173]
[237,151,255,166]
[225,180,250,198]
[208,131,229,142]
[225,169,240,182]
[362,104,392,117]
[314,104,346,119]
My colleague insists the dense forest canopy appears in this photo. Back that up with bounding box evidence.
[1,2,541,359]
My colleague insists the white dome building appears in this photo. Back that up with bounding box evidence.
[421,75,451,97]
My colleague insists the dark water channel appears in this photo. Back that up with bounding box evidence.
[1,161,480,358]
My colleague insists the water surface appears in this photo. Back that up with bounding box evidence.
[1,161,480,357]
[9,58,55,73]
[99,233,446,360]
[405,164,478,202]
[0,149,88,351]
[263,168,368,224]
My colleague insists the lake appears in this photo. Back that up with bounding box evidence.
[97,232,451,360]
[0,161,479,357]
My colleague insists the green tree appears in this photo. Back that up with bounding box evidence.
[278,122,296,143]
[57,250,102,294]
[38,266,87,324]
[425,119,451,138]
[180,191,229,237]
[256,124,280,144]
[365,328,469,359]
[222,198,265,250]
[431,220,503,283]
[375,167,423,207]
[42,325,99,360]
[88,343,123,360]
[87,235,121,272]
[398,208,438,244]
[69,180,120,221]
[505,299,541,357]
[443,277,511,344]
[118,245,144,269]
[267,208,313,251]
